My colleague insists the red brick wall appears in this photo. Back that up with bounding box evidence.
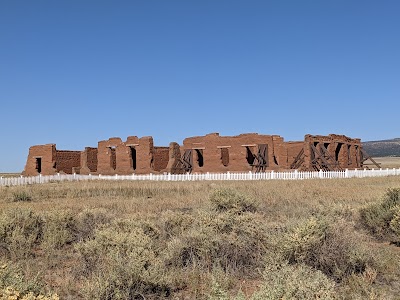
[86,147,98,172]
[23,144,57,176]
[182,133,285,173]
[153,147,169,172]
[303,134,362,170]
[23,133,365,176]
[56,150,81,174]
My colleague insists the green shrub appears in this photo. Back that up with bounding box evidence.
[0,261,44,296]
[0,287,59,300]
[381,188,400,209]
[12,191,33,202]
[360,203,394,238]
[208,278,229,300]
[209,189,259,214]
[42,210,78,250]
[208,277,247,300]
[360,188,400,241]
[280,217,328,265]
[0,208,43,260]
[207,261,336,300]
[42,208,112,251]
[280,217,373,282]
[389,206,400,244]
[337,268,388,300]
[251,261,336,300]
[162,190,268,277]
[164,209,268,276]
[159,210,195,240]
[76,219,171,299]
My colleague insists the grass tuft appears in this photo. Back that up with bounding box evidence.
[12,191,32,202]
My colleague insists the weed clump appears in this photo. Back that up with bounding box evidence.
[0,208,43,260]
[42,208,112,250]
[0,287,59,300]
[158,210,195,240]
[360,188,400,242]
[0,262,44,297]
[209,188,259,214]
[75,219,172,299]
[251,261,336,300]
[163,189,267,276]
[280,217,374,282]
[12,191,32,202]
[389,207,400,244]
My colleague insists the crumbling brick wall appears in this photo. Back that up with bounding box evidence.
[55,150,81,174]
[153,147,169,172]
[23,133,366,176]
[22,144,57,176]
[80,147,98,174]
[166,142,182,173]
[96,136,156,175]
[286,142,305,168]
[178,133,286,173]
[302,134,362,171]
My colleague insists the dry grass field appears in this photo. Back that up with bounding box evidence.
[373,157,400,169]
[1,177,400,299]
[0,173,21,178]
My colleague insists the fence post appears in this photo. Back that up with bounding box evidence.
[271,170,275,179]
[319,169,323,179]
[294,169,298,180]
[345,169,349,178]
[150,173,153,181]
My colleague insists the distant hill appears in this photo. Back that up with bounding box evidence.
[362,138,400,157]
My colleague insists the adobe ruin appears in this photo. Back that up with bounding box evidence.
[22,133,379,176]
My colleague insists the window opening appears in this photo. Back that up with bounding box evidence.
[195,149,204,167]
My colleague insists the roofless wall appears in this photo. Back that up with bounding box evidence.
[22,133,366,176]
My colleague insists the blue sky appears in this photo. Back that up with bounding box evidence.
[1,1,399,172]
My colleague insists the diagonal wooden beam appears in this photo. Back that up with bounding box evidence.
[361,149,381,169]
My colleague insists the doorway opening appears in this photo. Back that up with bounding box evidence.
[335,143,343,162]
[221,148,229,167]
[109,147,116,170]
[35,157,42,174]
[195,149,204,167]
[347,145,352,165]
[130,147,137,170]
[246,146,255,165]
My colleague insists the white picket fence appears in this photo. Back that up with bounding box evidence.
[1,168,400,187]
